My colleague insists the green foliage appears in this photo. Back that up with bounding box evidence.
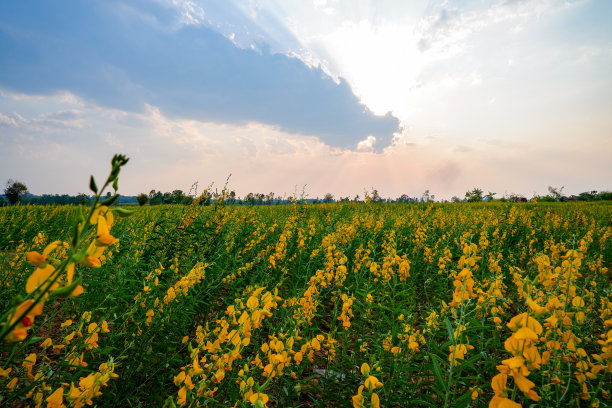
[0,193,610,407]
[137,193,149,206]
[464,188,483,202]
[4,179,29,205]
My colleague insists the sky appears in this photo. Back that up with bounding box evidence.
[0,0,611,200]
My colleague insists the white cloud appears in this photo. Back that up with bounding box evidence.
[357,135,376,151]
[415,0,581,56]
[174,0,206,25]
[2,89,609,200]
[0,112,19,126]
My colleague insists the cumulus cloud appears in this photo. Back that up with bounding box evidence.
[0,0,400,151]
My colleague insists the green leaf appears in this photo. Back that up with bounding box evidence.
[409,399,437,407]
[89,175,98,193]
[454,389,475,408]
[49,279,82,298]
[445,317,455,344]
[77,205,86,224]
[100,193,119,206]
[25,336,44,346]
[112,207,137,218]
[71,223,79,247]
[429,353,448,394]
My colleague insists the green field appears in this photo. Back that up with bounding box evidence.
[1,188,611,407]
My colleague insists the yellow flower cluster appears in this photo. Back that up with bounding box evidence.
[175,286,281,406]
[489,240,611,406]
[352,363,383,408]
[338,293,356,330]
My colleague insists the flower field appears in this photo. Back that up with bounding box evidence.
[1,163,611,407]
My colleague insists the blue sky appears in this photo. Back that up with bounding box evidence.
[1,0,611,199]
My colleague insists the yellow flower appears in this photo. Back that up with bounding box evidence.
[449,344,473,364]
[360,363,370,376]
[25,241,62,268]
[571,296,584,308]
[6,299,44,342]
[177,386,187,404]
[247,296,259,309]
[66,263,75,284]
[364,375,383,391]
[352,385,365,408]
[26,263,56,293]
[512,373,536,396]
[371,392,380,408]
[522,345,541,370]
[489,395,522,408]
[490,373,523,407]
[26,251,47,267]
[249,392,269,405]
[174,371,186,386]
[0,367,12,378]
[80,254,102,268]
[22,353,36,378]
[145,309,154,325]
[7,377,18,390]
[527,299,547,316]
[46,387,65,408]
[95,216,115,247]
[90,205,113,227]
[507,313,542,335]
[514,326,538,341]
[213,368,225,383]
[491,373,508,397]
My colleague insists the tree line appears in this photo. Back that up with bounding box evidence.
[2,179,611,207]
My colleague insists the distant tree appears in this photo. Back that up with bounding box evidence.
[373,189,382,203]
[538,194,555,202]
[245,193,255,205]
[465,188,483,202]
[577,191,598,201]
[149,190,163,205]
[485,191,496,201]
[508,193,527,203]
[451,196,462,203]
[264,192,275,205]
[182,195,194,205]
[547,186,565,202]
[421,190,431,203]
[228,190,237,205]
[159,192,171,204]
[323,193,334,203]
[76,193,90,206]
[137,193,149,206]
[171,189,187,204]
[4,179,29,205]
[597,191,612,201]
[397,194,416,203]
